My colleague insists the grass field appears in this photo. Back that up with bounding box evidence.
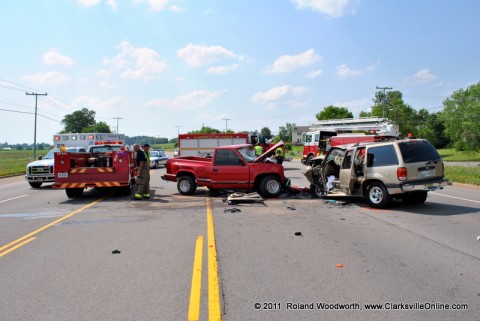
[1,147,479,186]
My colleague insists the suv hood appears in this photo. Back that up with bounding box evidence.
[254,141,284,163]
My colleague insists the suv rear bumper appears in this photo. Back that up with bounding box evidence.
[399,178,451,193]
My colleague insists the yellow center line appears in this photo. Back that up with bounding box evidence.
[188,235,204,321]
[0,237,36,258]
[207,196,222,321]
[0,194,111,257]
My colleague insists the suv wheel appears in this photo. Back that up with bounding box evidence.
[403,191,428,205]
[365,182,391,208]
[177,176,197,195]
[310,184,325,198]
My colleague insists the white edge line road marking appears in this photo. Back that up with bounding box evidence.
[430,192,480,205]
[0,194,28,204]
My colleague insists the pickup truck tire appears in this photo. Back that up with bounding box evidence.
[29,182,42,188]
[66,188,83,198]
[259,176,282,198]
[177,176,197,195]
[365,182,391,208]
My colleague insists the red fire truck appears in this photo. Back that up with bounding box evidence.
[53,141,136,198]
[176,132,275,158]
[301,117,399,165]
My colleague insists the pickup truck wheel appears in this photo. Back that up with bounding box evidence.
[177,176,197,195]
[259,176,282,198]
[66,188,83,198]
[29,182,42,188]
[365,182,391,209]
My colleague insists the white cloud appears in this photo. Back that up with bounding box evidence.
[134,0,181,12]
[99,80,115,90]
[24,71,71,86]
[207,64,239,75]
[252,85,309,103]
[265,49,321,73]
[71,95,128,111]
[43,49,75,67]
[292,0,354,17]
[77,0,117,10]
[336,64,363,79]
[177,43,244,67]
[106,0,118,11]
[307,69,323,79]
[145,90,226,111]
[77,0,101,7]
[334,98,371,116]
[409,69,438,84]
[102,40,167,81]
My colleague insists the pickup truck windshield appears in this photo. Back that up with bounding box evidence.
[237,146,256,163]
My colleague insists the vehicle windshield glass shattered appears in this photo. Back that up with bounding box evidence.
[237,146,256,163]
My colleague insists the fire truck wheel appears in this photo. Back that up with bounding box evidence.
[177,176,197,195]
[29,182,42,188]
[66,188,83,198]
[259,175,282,197]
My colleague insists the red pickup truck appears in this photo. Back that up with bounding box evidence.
[162,141,290,197]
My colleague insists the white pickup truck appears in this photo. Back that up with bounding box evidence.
[25,147,87,188]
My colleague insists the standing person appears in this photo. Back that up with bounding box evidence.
[141,144,151,198]
[275,146,284,165]
[132,144,150,200]
[254,144,263,156]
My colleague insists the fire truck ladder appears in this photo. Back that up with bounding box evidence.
[308,117,399,136]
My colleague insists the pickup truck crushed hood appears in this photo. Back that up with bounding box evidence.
[254,141,284,163]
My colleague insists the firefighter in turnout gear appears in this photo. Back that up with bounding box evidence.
[133,144,151,200]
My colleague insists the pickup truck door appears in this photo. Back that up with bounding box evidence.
[211,149,250,189]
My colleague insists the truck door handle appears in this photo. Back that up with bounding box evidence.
[213,169,218,172]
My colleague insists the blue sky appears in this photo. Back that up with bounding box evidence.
[1,0,479,144]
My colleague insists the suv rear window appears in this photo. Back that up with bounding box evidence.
[367,145,398,167]
[399,140,441,163]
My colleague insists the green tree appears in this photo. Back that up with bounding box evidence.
[362,90,419,137]
[441,82,480,151]
[316,105,353,120]
[82,121,112,133]
[260,127,272,140]
[417,111,449,148]
[278,123,295,142]
[188,126,222,134]
[61,108,96,133]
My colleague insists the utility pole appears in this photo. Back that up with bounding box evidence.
[113,117,123,134]
[176,126,180,135]
[222,118,231,132]
[375,86,392,118]
[26,92,48,160]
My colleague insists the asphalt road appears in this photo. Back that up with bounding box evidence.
[0,161,479,321]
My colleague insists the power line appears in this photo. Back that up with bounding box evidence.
[222,118,231,132]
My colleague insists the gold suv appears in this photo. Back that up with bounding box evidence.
[303,139,450,208]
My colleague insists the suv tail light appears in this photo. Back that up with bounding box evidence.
[397,167,407,181]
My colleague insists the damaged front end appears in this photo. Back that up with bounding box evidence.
[302,164,327,198]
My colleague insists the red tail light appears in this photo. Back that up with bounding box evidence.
[397,167,407,181]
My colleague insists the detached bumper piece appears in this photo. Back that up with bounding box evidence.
[223,192,264,205]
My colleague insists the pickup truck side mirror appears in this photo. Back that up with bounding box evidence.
[38,156,43,160]
[239,159,246,166]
